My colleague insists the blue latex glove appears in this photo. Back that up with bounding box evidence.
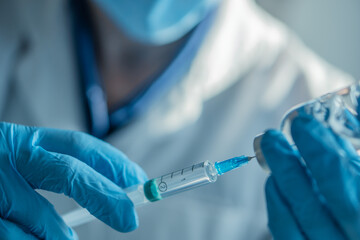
[0,122,147,239]
[261,114,360,240]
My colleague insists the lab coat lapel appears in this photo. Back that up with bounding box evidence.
[1,0,86,131]
[0,1,22,120]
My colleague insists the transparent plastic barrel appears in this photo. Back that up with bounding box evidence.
[152,161,218,199]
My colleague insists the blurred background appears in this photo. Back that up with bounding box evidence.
[256,0,360,79]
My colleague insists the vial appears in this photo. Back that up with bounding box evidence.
[253,82,360,171]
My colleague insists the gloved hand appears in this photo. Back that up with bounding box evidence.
[261,114,360,240]
[0,122,147,239]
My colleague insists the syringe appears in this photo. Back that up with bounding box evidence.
[62,155,253,228]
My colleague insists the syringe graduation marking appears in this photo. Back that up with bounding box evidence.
[62,155,252,228]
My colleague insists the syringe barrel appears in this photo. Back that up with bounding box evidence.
[63,161,219,227]
[125,161,219,206]
[254,82,360,171]
[153,161,217,198]
[146,160,218,200]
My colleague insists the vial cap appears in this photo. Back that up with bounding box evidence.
[253,133,270,172]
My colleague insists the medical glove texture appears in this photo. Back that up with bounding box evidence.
[0,122,147,239]
[262,115,360,240]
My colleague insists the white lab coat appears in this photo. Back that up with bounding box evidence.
[0,0,353,239]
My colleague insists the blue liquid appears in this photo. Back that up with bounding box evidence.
[214,155,251,175]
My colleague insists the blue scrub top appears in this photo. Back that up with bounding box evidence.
[70,0,216,138]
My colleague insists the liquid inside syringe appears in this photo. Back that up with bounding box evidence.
[62,155,253,228]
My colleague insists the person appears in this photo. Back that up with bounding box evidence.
[0,0,355,239]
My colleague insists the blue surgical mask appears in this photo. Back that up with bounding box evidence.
[92,0,219,45]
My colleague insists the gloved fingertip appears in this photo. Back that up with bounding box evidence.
[290,115,318,136]
[261,129,292,154]
[262,129,285,141]
[104,195,139,233]
[290,115,338,155]
[119,202,139,233]
[122,211,139,233]
[263,129,282,137]
[260,129,298,173]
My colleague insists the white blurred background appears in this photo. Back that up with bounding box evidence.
[256,0,360,79]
